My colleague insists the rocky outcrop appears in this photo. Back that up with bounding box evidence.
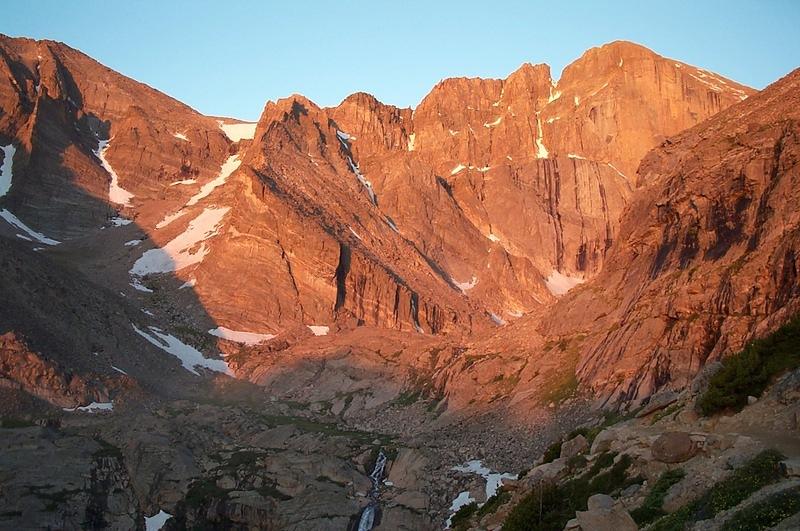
[0,332,115,408]
[535,67,800,404]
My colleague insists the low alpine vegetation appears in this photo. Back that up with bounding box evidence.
[699,315,800,416]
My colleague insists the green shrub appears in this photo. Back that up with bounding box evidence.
[477,490,512,518]
[699,315,800,416]
[0,417,35,428]
[721,485,800,530]
[650,449,785,530]
[503,454,633,530]
[630,468,686,525]
[541,440,562,464]
[450,502,477,530]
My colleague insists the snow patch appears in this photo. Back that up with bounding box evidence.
[548,88,562,103]
[111,365,128,375]
[95,139,135,206]
[156,210,187,229]
[0,209,60,245]
[124,239,142,247]
[345,156,377,206]
[574,95,580,106]
[606,162,627,179]
[450,164,466,175]
[130,207,230,275]
[447,460,517,527]
[454,275,478,293]
[179,278,196,289]
[173,132,188,141]
[489,313,506,326]
[483,116,502,128]
[407,133,416,151]
[130,278,153,293]
[63,401,114,413]
[209,326,275,346]
[568,153,586,159]
[133,324,230,375]
[0,143,16,198]
[110,216,132,227]
[452,460,518,501]
[545,270,585,296]
[219,121,257,142]
[487,233,500,242]
[145,510,172,531]
[186,155,240,206]
[307,325,330,336]
[534,113,549,158]
[446,491,474,528]
[169,179,196,186]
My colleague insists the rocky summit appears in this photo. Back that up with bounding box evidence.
[0,28,798,531]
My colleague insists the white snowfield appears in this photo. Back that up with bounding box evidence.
[155,210,187,229]
[535,113,549,158]
[186,155,241,206]
[173,132,188,141]
[0,209,61,245]
[545,269,585,296]
[446,459,518,526]
[94,139,135,206]
[145,510,172,531]
[130,207,230,275]
[452,459,518,500]
[454,275,478,293]
[307,325,330,336]
[208,326,275,345]
[63,401,114,413]
[0,143,16,197]
[219,121,257,142]
[133,324,231,375]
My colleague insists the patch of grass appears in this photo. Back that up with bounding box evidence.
[451,502,478,530]
[477,490,512,518]
[649,449,785,530]
[651,402,683,424]
[395,389,421,406]
[541,440,562,465]
[257,413,389,445]
[185,478,230,508]
[256,482,292,501]
[567,454,588,471]
[587,451,618,477]
[503,454,633,530]
[630,468,686,525]
[316,475,347,488]
[0,417,35,428]
[721,485,800,530]
[27,486,81,512]
[92,437,123,460]
[699,315,800,416]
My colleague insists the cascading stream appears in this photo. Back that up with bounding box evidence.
[357,450,387,531]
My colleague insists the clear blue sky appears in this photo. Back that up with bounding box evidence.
[3,1,799,121]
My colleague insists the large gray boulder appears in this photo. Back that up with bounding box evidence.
[651,431,697,463]
[561,434,589,459]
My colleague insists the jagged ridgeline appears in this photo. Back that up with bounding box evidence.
[0,31,798,530]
